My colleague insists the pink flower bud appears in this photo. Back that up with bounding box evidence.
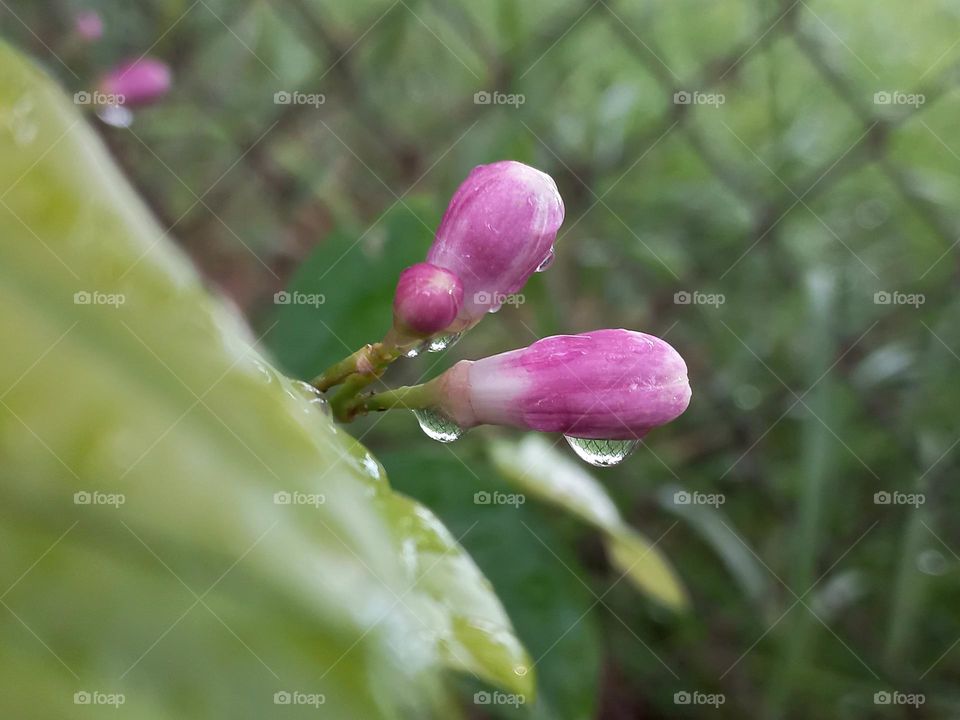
[432,329,690,439]
[74,11,103,42]
[99,57,172,107]
[427,161,564,329]
[392,262,464,338]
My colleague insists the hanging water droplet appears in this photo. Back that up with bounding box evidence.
[97,104,134,128]
[404,340,428,358]
[535,247,556,272]
[426,333,461,353]
[413,408,463,443]
[487,303,502,314]
[293,380,332,417]
[564,436,638,467]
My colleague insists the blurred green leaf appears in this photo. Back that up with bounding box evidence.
[0,42,524,718]
[490,435,688,611]
[657,484,770,608]
[381,492,534,697]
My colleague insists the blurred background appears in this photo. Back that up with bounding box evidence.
[5,0,960,717]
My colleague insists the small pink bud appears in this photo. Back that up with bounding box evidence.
[432,329,690,439]
[99,57,172,107]
[393,262,464,338]
[427,161,564,329]
[74,11,103,42]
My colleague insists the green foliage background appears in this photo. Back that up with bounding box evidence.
[4,0,960,718]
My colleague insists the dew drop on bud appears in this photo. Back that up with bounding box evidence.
[413,408,463,443]
[564,436,638,467]
[426,332,461,353]
[535,247,556,272]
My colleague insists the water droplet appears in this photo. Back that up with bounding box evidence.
[293,380,332,417]
[404,340,428,358]
[97,104,133,128]
[564,436,638,467]
[535,247,556,272]
[413,408,463,443]
[426,333,461,353]
[487,303,502,314]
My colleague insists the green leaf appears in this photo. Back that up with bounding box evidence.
[489,435,622,533]
[382,493,534,697]
[381,446,602,720]
[0,42,517,718]
[605,528,689,612]
[657,484,770,608]
[490,435,689,611]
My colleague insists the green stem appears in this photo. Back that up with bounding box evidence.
[358,382,440,413]
[310,328,421,393]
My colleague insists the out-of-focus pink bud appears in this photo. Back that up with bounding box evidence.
[431,329,690,439]
[427,161,564,329]
[74,11,103,42]
[99,58,172,107]
[392,262,464,338]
